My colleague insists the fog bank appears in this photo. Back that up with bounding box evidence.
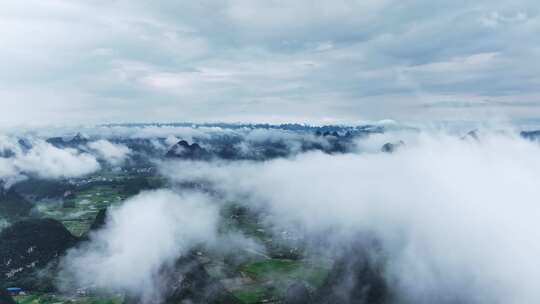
[0,137,100,187]
[160,132,540,303]
[60,190,220,302]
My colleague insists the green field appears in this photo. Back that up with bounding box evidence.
[232,285,277,304]
[240,259,301,279]
[240,258,328,287]
[228,258,329,303]
[14,295,123,304]
[36,185,126,236]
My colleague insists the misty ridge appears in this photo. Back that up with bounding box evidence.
[1,123,540,304]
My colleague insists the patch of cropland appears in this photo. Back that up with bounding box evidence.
[181,203,330,304]
[30,173,163,236]
[36,184,124,236]
[14,294,123,304]
[231,259,329,303]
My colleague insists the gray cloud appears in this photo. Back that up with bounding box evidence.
[1,0,539,126]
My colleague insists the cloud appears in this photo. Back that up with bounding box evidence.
[160,131,540,303]
[0,0,539,126]
[0,137,100,187]
[13,141,100,179]
[421,100,540,109]
[87,139,131,166]
[60,189,220,302]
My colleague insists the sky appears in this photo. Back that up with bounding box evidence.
[1,0,540,127]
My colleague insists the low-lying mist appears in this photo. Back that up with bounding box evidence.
[0,138,101,187]
[0,135,138,188]
[60,190,220,303]
[158,131,540,303]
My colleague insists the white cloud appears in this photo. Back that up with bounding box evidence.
[14,141,100,179]
[61,189,219,302]
[0,137,100,186]
[87,139,131,166]
[160,131,540,303]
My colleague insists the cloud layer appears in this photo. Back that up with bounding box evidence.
[1,0,539,126]
[160,132,540,303]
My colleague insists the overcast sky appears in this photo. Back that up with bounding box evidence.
[1,0,540,126]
